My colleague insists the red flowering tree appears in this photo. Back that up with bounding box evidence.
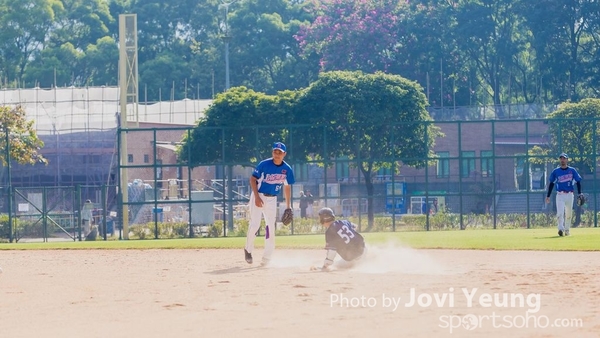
[295,0,404,72]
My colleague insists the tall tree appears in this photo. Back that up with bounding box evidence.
[81,36,119,86]
[22,42,83,87]
[294,71,441,229]
[178,86,296,166]
[546,98,600,174]
[519,0,600,103]
[401,0,470,107]
[452,0,528,114]
[295,0,404,73]
[228,0,319,93]
[49,0,113,50]
[0,0,64,85]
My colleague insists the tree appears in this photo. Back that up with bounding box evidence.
[178,86,297,231]
[546,98,600,174]
[178,86,297,166]
[228,0,319,93]
[400,0,465,107]
[295,0,404,73]
[0,0,64,85]
[0,105,47,167]
[81,36,119,86]
[138,51,193,101]
[294,71,441,230]
[49,0,113,51]
[543,98,600,228]
[111,0,222,99]
[452,0,529,113]
[519,0,600,102]
[22,42,83,87]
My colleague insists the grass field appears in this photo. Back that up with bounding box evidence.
[1,227,599,251]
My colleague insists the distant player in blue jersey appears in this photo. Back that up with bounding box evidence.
[546,153,582,237]
[244,142,295,266]
[311,207,366,272]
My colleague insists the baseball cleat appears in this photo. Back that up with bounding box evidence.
[244,249,253,264]
[558,230,563,237]
[565,230,570,236]
[260,258,270,267]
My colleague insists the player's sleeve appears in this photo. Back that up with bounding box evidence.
[285,163,296,184]
[546,182,554,198]
[252,161,264,179]
[548,170,556,183]
[573,168,582,182]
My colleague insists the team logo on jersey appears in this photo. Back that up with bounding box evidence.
[558,174,573,183]
[281,169,287,174]
[264,173,286,183]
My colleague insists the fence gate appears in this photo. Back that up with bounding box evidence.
[11,187,79,242]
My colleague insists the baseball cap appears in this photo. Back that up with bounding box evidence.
[559,153,568,159]
[273,142,286,153]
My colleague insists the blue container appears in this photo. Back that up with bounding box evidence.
[152,207,164,222]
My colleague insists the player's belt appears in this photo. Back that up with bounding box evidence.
[557,191,573,194]
[262,193,277,197]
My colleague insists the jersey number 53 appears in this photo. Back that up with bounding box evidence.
[337,225,355,244]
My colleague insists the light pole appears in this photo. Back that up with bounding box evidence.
[220,0,238,90]
[4,127,12,242]
[220,0,238,233]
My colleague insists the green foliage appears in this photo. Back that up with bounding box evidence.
[129,224,150,240]
[289,218,324,235]
[229,0,318,93]
[1,0,600,106]
[231,218,249,237]
[0,106,47,166]
[295,71,441,164]
[296,0,404,73]
[12,217,57,242]
[527,145,550,166]
[207,222,223,238]
[129,222,191,239]
[546,98,600,173]
[293,71,442,228]
[177,86,296,167]
[0,213,10,239]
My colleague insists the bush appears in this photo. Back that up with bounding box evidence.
[232,219,249,237]
[129,225,149,239]
[207,223,223,238]
[0,213,10,239]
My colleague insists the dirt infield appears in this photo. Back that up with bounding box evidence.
[1,247,599,338]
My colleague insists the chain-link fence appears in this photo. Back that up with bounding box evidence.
[2,118,597,241]
[111,119,599,239]
[0,185,117,242]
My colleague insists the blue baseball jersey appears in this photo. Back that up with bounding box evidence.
[252,158,295,196]
[548,166,582,192]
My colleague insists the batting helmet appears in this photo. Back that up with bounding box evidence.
[318,207,336,224]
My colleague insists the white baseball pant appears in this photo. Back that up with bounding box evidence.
[245,192,278,261]
[555,191,574,232]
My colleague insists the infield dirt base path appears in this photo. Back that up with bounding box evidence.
[1,247,599,338]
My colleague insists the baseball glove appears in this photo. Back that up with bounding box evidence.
[577,194,586,206]
[281,208,293,225]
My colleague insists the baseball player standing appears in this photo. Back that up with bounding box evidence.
[244,142,295,266]
[545,153,582,236]
[311,207,366,271]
